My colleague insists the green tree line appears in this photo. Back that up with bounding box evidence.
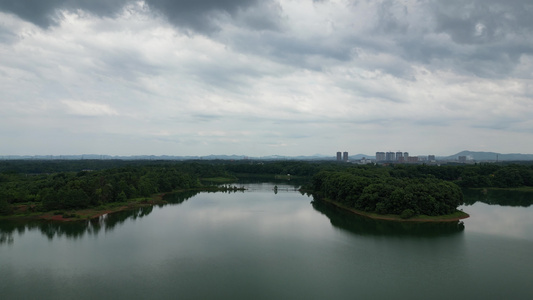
[2,160,533,216]
[387,163,533,188]
[0,164,210,214]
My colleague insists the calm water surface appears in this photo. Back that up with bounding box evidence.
[1,183,532,299]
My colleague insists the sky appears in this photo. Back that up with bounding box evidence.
[1,0,532,157]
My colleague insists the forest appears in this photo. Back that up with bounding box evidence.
[1,159,533,217]
[0,160,325,216]
[311,170,463,218]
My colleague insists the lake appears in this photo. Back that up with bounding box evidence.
[1,182,532,299]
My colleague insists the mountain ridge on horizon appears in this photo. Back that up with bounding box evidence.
[2,150,533,161]
[441,150,533,161]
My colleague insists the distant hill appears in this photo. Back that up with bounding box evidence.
[3,151,532,162]
[442,151,533,161]
[0,154,340,161]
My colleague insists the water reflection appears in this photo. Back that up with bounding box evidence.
[0,205,156,245]
[1,184,473,246]
[163,189,201,204]
[312,199,465,238]
[0,189,212,246]
[232,176,309,187]
[463,188,533,207]
[0,188,240,246]
[0,230,14,245]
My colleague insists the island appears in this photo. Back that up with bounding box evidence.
[311,170,469,221]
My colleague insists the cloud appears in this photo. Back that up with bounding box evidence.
[1,0,533,156]
[145,0,283,33]
[62,100,118,116]
[0,0,129,28]
[3,0,531,77]
[401,0,533,78]
[0,0,282,33]
[431,0,533,44]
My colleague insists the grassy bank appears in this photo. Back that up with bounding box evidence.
[476,186,533,192]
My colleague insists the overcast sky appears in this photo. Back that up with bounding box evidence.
[1,0,532,157]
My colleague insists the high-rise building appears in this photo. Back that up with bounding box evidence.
[396,152,403,161]
[403,152,409,158]
[428,155,436,161]
[376,152,386,161]
[343,152,348,162]
[336,152,342,161]
[386,152,396,161]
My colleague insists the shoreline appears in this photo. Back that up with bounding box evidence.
[2,195,168,222]
[1,186,246,222]
[321,198,470,222]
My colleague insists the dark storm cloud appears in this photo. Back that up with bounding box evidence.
[0,0,65,27]
[144,0,277,33]
[0,0,275,33]
[431,0,533,44]
[373,0,409,35]
[0,0,129,27]
[427,0,533,77]
[355,0,533,78]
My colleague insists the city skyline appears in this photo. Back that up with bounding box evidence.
[1,1,532,157]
